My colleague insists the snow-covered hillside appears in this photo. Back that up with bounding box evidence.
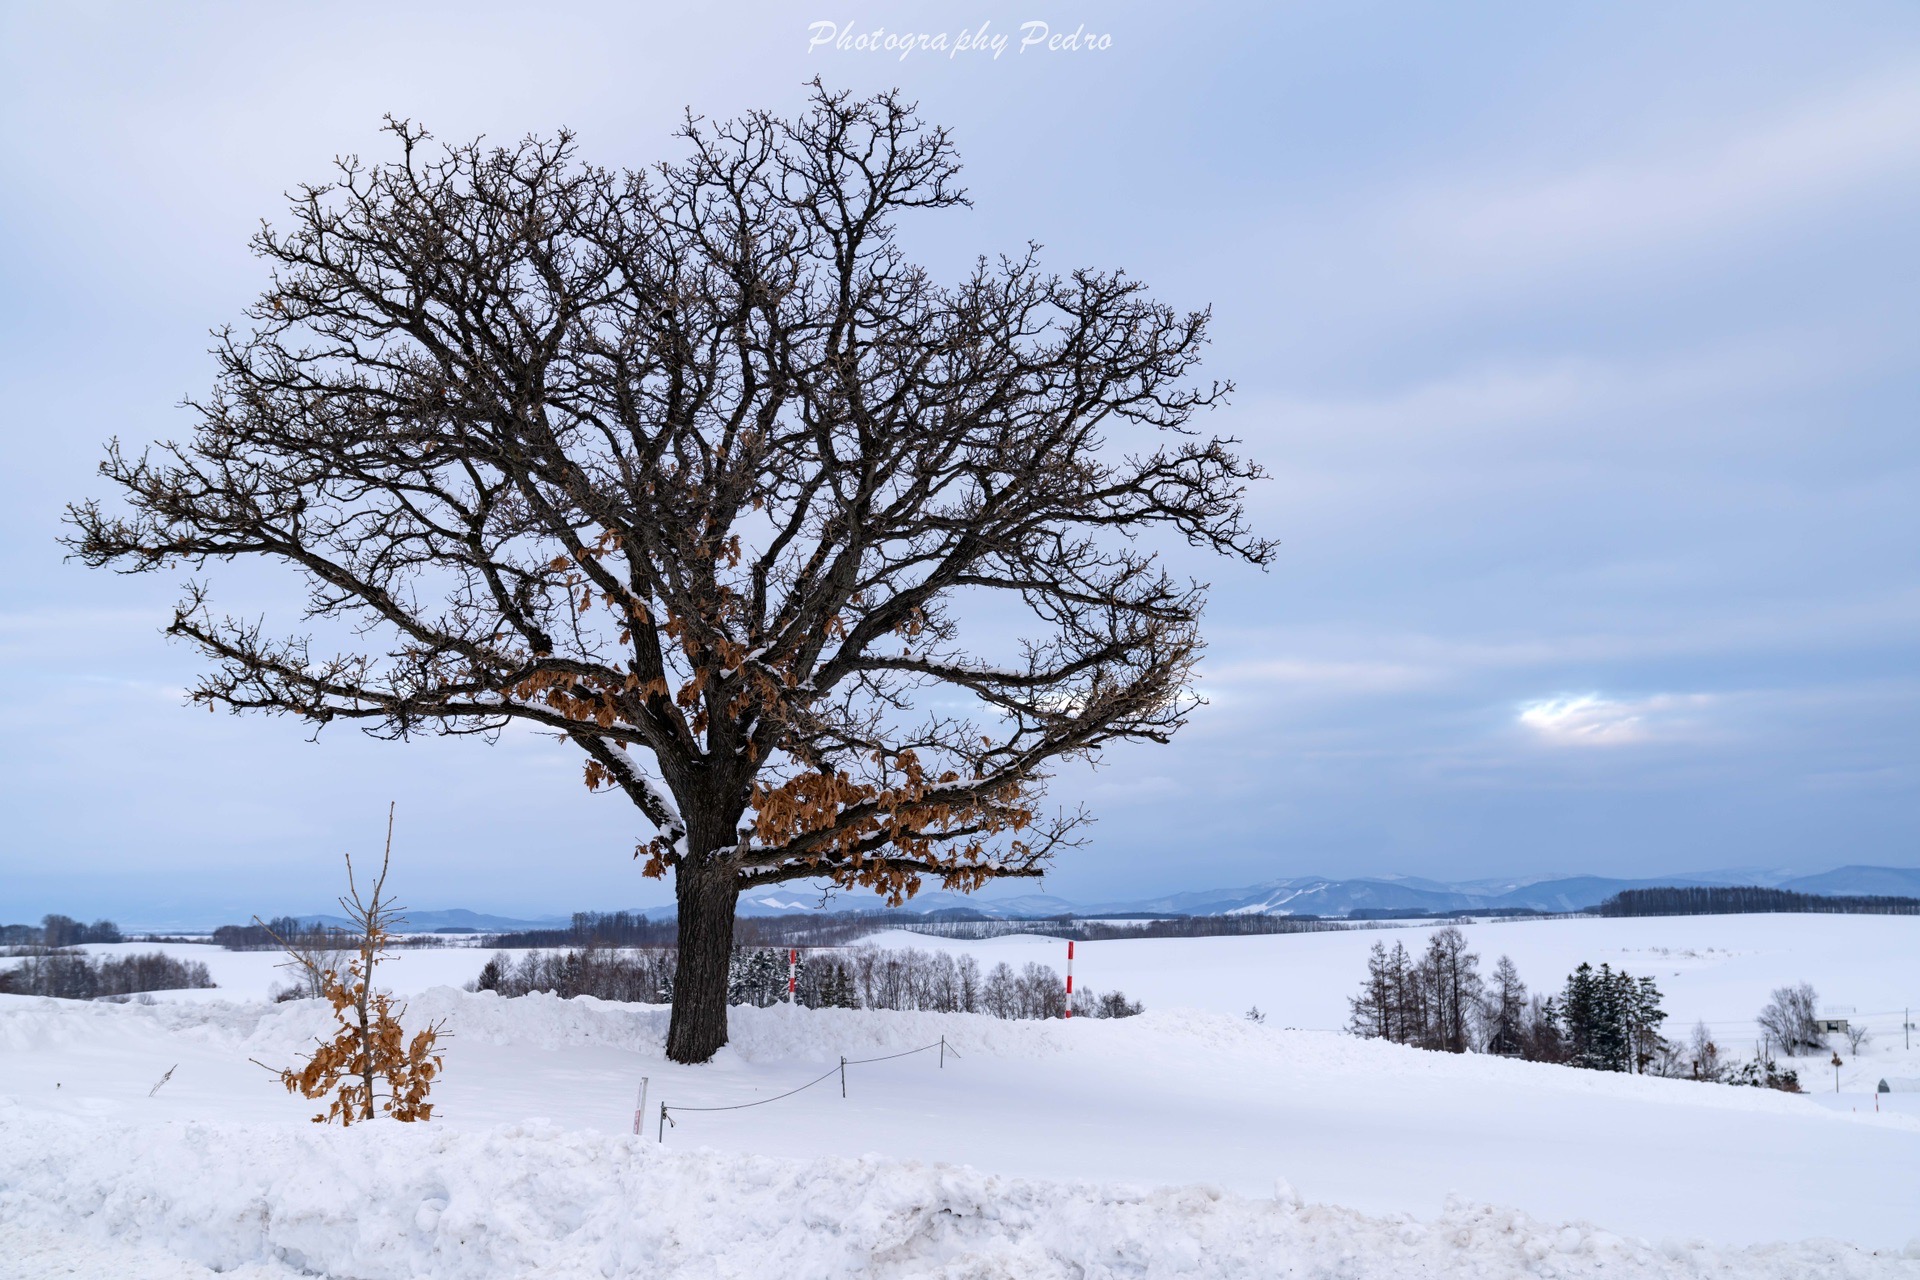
[4,914,1918,1277]
[871,912,1920,1070]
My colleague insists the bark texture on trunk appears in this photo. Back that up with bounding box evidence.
[666,858,739,1064]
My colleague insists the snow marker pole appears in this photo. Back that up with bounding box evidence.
[940,1035,945,1068]
[1064,940,1074,1018]
[840,1056,847,1098]
[633,1077,649,1136]
[789,948,798,1002]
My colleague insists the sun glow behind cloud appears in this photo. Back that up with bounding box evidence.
[1517,693,1712,745]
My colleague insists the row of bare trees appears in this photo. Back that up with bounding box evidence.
[0,915,123,949]
[0,950,213,999]
[474,948,677,1003]
[472,944,1143,1020]
[793,947,1142,1019]
[1346,929,1551,1056]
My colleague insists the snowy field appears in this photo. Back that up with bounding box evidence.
[3,914,1919,1277]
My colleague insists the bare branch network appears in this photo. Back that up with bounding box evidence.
[68,85,1270,1059]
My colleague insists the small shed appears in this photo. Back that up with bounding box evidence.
[1816,1017,1850,1036]
[1876,1077,1920,1093]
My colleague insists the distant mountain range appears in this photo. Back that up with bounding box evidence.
[263,864,1920,932]
[722,863,1920,921]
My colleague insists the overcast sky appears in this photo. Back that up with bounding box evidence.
[2,2,1916,925]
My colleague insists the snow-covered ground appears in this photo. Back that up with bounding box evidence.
[4,914,1919,1277]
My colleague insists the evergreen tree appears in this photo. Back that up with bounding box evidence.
[1556,962,1668,1073]
[1591,964,1630,1071]
[1560,963,1604,1069]
[474,955,505,992]
[831,963,859,1009]
[726,947,786,1007]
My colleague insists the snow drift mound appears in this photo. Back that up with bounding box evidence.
[3,1101,1913,1280]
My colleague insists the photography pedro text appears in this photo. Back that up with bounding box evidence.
[807,20,1111,60]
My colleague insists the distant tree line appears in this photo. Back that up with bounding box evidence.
[214,916,343,950]
[1345,907,1547,921]
[1,914,123,948]
[471,945,1142,1021]
[480,908,1345,951]
[1597,886,1920,917]
[482,911,680,950]
[0,950,213,999]
[480,909,867,949]
[1345,927,1799,1089]
[213,917,445,950]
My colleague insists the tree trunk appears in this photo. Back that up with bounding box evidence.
[666,857,740,1064]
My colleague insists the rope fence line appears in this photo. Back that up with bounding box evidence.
[843,1038,961,1067]
[657,1036,956,1142]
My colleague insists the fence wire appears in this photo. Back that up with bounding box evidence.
[658,1036,955,1140]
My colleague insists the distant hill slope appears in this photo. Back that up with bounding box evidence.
[293,908,572,933]
[1080,873,1749,918]
[1777,865,1920,898]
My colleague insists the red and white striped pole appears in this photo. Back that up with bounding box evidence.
[1064,940,1074,1018]
[788,948,798,1002]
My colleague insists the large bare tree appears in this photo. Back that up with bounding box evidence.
[67,86,1273,1062]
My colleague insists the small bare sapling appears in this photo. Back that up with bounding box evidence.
[269,804,447,1124]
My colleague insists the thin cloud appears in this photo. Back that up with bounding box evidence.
[1403,67,1920,266]
[1250,326,1889,457]
[1200,657,1438,698]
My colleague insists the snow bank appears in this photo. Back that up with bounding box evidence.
[2,1100,1913,1280]
[9,983,1919,1265]
[0,987,1072,1065]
